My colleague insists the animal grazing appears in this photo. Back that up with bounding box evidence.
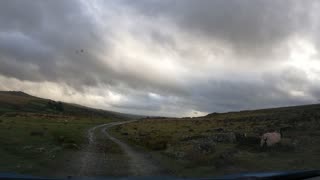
[260,130,282,147]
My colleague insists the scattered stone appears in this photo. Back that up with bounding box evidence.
[181,135,206,141]
[195,141,216,154]
[22,145,33,150]
[37,147,45,152]
[49,146,63,153]
[212,128,224,132]
[208,133,236,143]
[235,133,260,146]
[62,143,79,149]
[138,132,148,136]
[174,151,186,158]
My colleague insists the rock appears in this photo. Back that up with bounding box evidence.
[165,146,186,159]
[235,132,246,141]
[49,146,63,153]
[22,145,33,150]
[180,135,206,141]
[62,143,79,149]
[138,132,148,136]
[235,133,260,146]
[208,132,236,143]
[212,128,224,132]
[174,151,186,158]
[195,141,216,154]
[37,147,45,152]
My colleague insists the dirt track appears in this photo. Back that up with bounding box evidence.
[101,121,160,176]
[60,120,162,177]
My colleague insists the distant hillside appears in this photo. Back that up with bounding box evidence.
[0,91,137,119]
[204,103,320,122]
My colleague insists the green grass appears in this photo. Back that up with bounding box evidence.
[110,104,320,177]
[0,115,115,176]
[0,91,135,177]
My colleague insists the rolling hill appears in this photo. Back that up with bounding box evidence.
[203,103,320,123]
[111,102,320,176]
[0,91,135,119]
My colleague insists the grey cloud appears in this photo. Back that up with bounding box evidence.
[0,1,104,84]
[126,0,315,59]
[0,0,319,116]
[188,76,313,113]
[0,0,188,94]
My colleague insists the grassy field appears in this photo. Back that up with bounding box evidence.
[110,104,320,177]
[2,91,320,177]
[0,91,131,176]
[0,113,118,176]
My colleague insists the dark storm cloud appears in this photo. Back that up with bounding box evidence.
[0,0,190,94]
[0,0,319,116]
[0,1,104,85]
[126,0,315,59]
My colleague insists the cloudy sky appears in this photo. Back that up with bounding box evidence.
[0,0,320,117]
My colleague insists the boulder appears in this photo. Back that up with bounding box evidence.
[208,132,236,143]
[37,147,45,152]
[62,143,79,149]
[195,141,216,154]
[22,145,33,150]
[180,135,206,141]
[235,133,260,146]
[212,128,224,132]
